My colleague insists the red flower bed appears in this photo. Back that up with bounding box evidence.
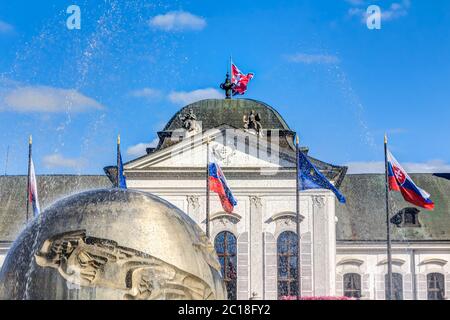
[280,296,355,300]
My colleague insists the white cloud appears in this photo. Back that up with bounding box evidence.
[285,53,340,64]
[346,161,385,174]
[168,88,222,105]
[0,85,103,113]
[149,11,206,31]
[129,88,162,100]
[347,160,450,174]
[348,0,410,23]
[0,20,14,34]
[43,154,87,169]
[126,138,159,157]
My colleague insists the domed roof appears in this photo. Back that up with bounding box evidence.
[0,189,226,300]
[163,98,292,132]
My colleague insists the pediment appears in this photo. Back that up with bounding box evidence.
[125,127,296,171]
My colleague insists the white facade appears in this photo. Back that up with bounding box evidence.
[1,128,449,300]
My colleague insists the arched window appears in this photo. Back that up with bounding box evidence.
[385,273,403,300]
[214,231,237,300]
[343,273,361,299]
[277,231,299,299]
[427,273,445,300]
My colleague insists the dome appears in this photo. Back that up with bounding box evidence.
[164,98,291,132]
[0,189,226,300]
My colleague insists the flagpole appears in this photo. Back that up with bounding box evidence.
[26,135,32,222]
[206,138,211,238]
[229,55,233,100]
[117,134,120,188]
[295,135,302,300]
[384,134,393,300]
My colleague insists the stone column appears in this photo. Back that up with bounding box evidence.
[312,194,336,296]
[249,196,263,299]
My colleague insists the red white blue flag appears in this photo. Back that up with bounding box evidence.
[231,63,254,96]
[387,149,434,210]
[208,161,237,213]
[28,158,41,217]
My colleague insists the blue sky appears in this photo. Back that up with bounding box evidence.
[0,0,449,175]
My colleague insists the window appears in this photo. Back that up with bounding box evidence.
[343,273,361,298]
[277,231,299,299]
[214,231,237,300]
[427,273,445,300]
[404,212,416,225]
[391,207,421,228]
[385,273,403,300]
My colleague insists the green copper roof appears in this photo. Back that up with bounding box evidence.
[0,175,111,241]
[336,174,450,241]
[163,99,292,132]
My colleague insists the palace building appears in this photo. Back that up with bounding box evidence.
[1,98,450,300]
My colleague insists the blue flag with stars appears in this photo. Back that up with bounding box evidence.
[117,136,127,189]
[298,151,346,204]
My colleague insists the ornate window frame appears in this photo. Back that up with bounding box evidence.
[267,211,304,240]
[336,259,367,299]
[276,231,299,299]
[210,212,241,240]
[214,231,238,300]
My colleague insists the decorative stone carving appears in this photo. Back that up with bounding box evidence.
[243,110,262,135]
[210,212,241,228]
[211,144,236,166]
[179,108,201,135]
[249,196,262,208]
[312,195,326,208]
[186,195,200,210]
[35,230,216,300]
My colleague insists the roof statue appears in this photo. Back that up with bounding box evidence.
[243,110,262,135]
[219,72,234,99]
[178,108,201,136]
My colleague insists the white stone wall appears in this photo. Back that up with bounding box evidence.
[128,174,338,300]
[336,243,450,300]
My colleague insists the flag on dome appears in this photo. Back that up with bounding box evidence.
[387,149,434,210]
[231,63,254,96]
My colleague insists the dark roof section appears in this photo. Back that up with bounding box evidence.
[336,174,450,241]
[163,99,291,132]
[0,175,111,241]
[6,173,448,243]
[154,99,294,152]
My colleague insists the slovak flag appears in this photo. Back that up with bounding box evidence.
[387,149,434,210]
[231,63,254,96]
[28,158,41,217]
[208,161,237,213]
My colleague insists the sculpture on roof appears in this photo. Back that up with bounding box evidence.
[179,108,201,135]
[220,72,234,99]
[243,110,262,135]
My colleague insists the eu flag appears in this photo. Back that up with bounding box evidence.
[117,135,127,189]
[298,151,346,204]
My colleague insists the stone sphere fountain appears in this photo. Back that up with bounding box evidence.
[0,189,226,300]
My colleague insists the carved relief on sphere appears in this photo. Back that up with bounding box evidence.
[35,230,216,300]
